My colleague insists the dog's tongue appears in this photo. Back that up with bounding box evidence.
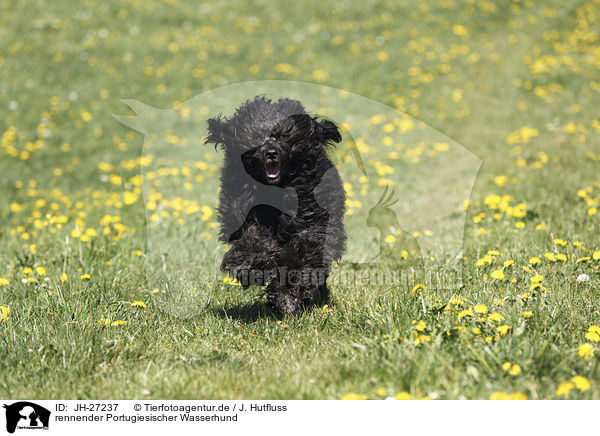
[266,162,280,179]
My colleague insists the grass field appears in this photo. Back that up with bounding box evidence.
[1,0,599,400]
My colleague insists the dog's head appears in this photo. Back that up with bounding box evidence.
[205,96,341,185]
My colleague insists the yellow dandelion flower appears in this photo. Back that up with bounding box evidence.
[111,320,127,326]
[80,274,91,280]
[491,270,504,280]
[503,259,514,268]
[571,376,591,392]
[341,393,367,400]
[529,257,541,265]
[0,278,9,286]
[452,24,468,36]
[23,267,33,275]
[131,301,146,308]
[522,311,533,318]
[578,343,595,360]
[97,318,110,326]
[474,304,488,314]
[457,309,474,319]
[508,364,521,376]
[449,295,464,305]
[497,325,511,336]
[556,382,574,398]
[412,283,426,297]
[223,276,241,286]
[489,391,510,400]
[487,312,503,322]
[60,273,68,282]
[395,392,411,400]
[576,257,590,263]
[0,306,9,322]
[556,253,567,262]
[530,275,543,283]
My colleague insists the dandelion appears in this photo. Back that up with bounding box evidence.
[457,309,474,319]
[384,234,396,244]
[556,382,574,398]
[395,392,411,400]
[497,325,511,336]
[491,270,504,280]
[508,364,521,376]
[60,273,68,282]
[341,393,367,400]
[487,312,503,322]
[131,301,146,308]
[585,326,600,342]
[111,320,127,326]
[36,266,47,276]
[80,274,91,280]
[449,295,464,305]
[529,257,541,265]
[0,278,9,286]
[489,391,527,400]
[97,318,110,326]
[530,275,543,283]
[593,251,600,260]
[571,376,591,392]
[223,276,241,286]
[578,343,594,361]
[503,362,521,376]
[412,283,426,297]
[503,259,514,268]
[474,304,488,314]
[0,306,9,322]
[522,311,533,318]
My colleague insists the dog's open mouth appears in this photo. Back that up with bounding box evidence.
[265,161,280,180]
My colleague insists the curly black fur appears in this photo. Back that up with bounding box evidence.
[205,96,346,314]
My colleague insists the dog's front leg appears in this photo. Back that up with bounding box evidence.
[221,225,280,289]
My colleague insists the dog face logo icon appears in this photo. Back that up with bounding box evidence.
[3,402,50,433]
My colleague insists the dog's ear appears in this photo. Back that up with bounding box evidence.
[317,119,342,145]
[205,116,230,149]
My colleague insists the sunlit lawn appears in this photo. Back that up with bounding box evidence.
[0,0,599,399]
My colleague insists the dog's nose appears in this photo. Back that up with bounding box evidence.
[265,149,279,160]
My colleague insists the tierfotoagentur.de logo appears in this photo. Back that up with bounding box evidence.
[3,402,50,434]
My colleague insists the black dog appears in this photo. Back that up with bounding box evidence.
[205,96,346,314]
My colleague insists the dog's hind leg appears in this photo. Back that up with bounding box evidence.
[266,228,332,314]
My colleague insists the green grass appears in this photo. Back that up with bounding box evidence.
[1,0,599,399]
